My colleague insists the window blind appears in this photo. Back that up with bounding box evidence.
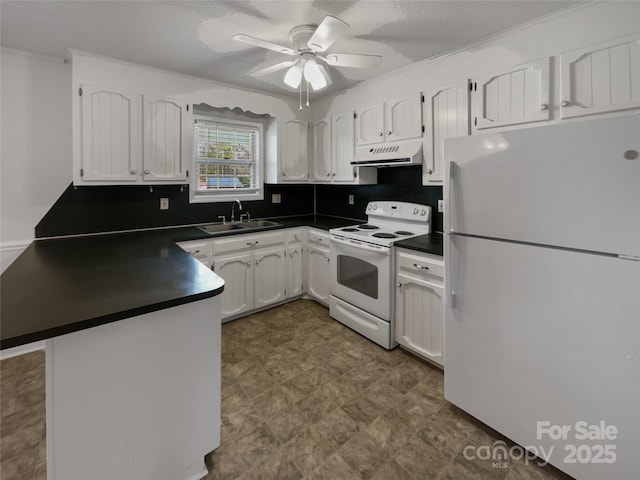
[194,119,260,193]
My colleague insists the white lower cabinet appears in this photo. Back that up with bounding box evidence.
[254,247,287,308]
[306,229,331,305]
[395,248,444,367]
[213,252,254,318]
[287,245,304,298]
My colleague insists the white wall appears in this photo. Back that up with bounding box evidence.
[0,48,72,271]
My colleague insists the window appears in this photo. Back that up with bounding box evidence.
[190,115,264,202]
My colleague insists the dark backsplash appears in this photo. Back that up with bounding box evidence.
[35,165,443,237]
[316,166,444,232]
[35,183,314,238]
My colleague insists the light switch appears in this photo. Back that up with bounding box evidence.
[272,193,281,204]
[160,198,169,210]
[348,195,354,205]
[438,200,444,213]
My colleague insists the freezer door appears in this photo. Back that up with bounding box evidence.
[444,234,640,480]
[444,114,640,257]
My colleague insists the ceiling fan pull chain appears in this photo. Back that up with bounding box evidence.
[306,80,310,107]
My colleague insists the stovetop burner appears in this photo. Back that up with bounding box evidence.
[341,228,360,232]
[372,233,397,239]
[358,224,379,230]
[395,231,414,236]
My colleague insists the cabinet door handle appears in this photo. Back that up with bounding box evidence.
[426,169,433,175]
[192,250,200,254]
[314,236,323,241]
[387,131,392,135]
[246,261,251,267]
[331,173,336,177]
[144,169,150,174]
[326,257,330,263]
[326,173,331,177]
[379,132,383,136]
[397,282,402,288]
[130,169,137,175]
[294,234,300,240]
[540,104,548,111]
[246,241,259,246]
[413,263,429,270]
[561,100,570,107]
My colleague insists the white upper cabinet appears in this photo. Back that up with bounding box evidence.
[560,36,640,119]
[311,118,332,182]
[355,103,384,146]
[80,85,139,182]
[332,111,359,183]
[142,95,190,182]
[424,81,470,184]
[281,118,309,181]
[355,94,423,146]
[472,57,550,132]
[385,94,424,142]
[76,86,191,185]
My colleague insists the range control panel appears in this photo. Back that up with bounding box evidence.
[366,201,432,223]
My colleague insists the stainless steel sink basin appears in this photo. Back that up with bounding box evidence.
[239,220,281,229]
[198,223,245,234]
[197,219,282,235]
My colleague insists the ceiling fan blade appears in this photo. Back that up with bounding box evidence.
[307,15,349,52]
[232,34,295,55]
[320,53,383,69]
[251,61,296,77]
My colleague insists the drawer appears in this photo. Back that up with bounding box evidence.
[287,229,303,243]
[396,248,444,279]
[213,230,286,255]
[307,228,330,245]
[176,240,212,258]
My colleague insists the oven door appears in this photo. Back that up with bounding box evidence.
[329,236,391,320]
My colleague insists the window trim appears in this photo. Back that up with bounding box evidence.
[189,114,265,204]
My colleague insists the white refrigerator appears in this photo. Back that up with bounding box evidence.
[443,114,639,480]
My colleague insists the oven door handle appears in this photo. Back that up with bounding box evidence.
[330,236,390,255]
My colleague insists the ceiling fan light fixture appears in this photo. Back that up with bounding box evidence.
[283,63,303,88]
[303,58,328,91]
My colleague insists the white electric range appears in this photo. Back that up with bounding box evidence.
[328,201,432,349]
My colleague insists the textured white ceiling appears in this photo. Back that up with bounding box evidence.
[1,0,580,98]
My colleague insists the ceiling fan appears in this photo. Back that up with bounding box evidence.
[233,15,382,94]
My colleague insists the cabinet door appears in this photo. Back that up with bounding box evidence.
[332,112,357,183]
[142,95,190,182]
[385,94,423,142]
[355,103,384,146]
[254,247,286,308]
[307,246,330,305]
[424,81,469,184]
[282,119,308,181]
[80,85,139,182]
[213,252,253,318]
[560,36,640,119]
[472,57,550,132]
[395,272,444,366]
[312,119,332,182]
[286,245,304,298]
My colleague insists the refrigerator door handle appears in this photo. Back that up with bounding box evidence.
[447,161,457,233]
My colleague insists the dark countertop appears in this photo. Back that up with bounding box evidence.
[0,215,355,350]
[395,233,444,256]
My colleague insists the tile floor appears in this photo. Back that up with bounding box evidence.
[0,299,573,480]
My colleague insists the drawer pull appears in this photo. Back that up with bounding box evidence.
[246,241,259,246]
[413,263,429,270]
[192,250,200,254]
[314,236,323,241]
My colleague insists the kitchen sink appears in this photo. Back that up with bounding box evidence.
[197,219,282,235]
[198,223,245,234]
[238,220,281,229]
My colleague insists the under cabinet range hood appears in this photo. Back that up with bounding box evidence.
[351,141,423,167]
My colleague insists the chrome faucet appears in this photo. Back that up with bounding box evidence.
[231,199,242,223]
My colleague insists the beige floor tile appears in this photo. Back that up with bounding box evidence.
[284,427,335,476]
[370,457,415,480]
[312,406,361,449]
[338,430,391,480]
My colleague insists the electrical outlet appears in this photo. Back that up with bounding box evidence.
[438,200,444,213]
[348,194,354,205]
[272,193,281,204]
[160,198,169,210]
